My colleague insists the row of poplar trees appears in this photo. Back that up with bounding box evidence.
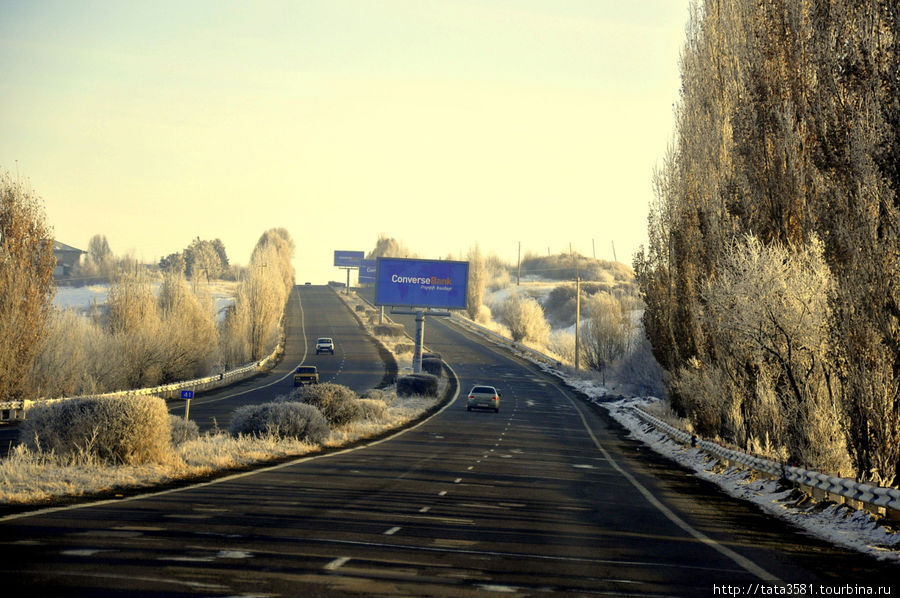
[635,0,900,485]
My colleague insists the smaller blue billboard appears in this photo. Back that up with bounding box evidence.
[375,258,469,310]
[334,250,364,268]
[359,259,377,284]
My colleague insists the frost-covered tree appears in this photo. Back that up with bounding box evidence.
[106,267,164,388]
[0,173,56,401]
[700,236,849,472]
[367,234,412,259]
[157,272,218,382]
[466,244,486,321]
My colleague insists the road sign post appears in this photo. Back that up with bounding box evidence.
[180,390,194,420]
[334,251,365,294]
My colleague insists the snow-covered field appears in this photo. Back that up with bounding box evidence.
[54,281,238,320]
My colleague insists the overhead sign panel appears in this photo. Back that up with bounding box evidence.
[375,257,469,310]
[334,250,364,268]
[359,259,377,284]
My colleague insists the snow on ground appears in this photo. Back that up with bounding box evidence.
[53,285,110,312]
[54,281,238,321]
[532,358,900,562]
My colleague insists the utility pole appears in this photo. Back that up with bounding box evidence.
[611,241,617,263]
[517,241,521,286]
[575,275,581,371]
[573,246,581,371]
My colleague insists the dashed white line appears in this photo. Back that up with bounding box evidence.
[324,557,350,570]
[384,527,401,536]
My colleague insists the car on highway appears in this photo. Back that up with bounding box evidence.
[316,337,335,355]
[466,385,501,412]
[293,365,319,386]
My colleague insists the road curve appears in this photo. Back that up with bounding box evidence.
[0,291,896,596]
[172,284,388,432]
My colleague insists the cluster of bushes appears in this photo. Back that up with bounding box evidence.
[518,253,634,284]
[17,381,413,466]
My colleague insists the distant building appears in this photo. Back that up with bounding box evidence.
[52,241,86,277]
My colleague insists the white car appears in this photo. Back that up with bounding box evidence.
[467,385,501,413]
[315,337,335,355]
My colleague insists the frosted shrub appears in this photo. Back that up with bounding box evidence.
[170,415,199,446]
[362,388,397,406]
[229,401,330,443]
[397,374,438,397]
[547,330,575,365]
[420,357,442,376]
[493,294,550,344]
[20,396,173,465]
[357,398,387,421]
[374,323,405,337]
[296,383,363,427]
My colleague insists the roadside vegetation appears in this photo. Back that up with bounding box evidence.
[633,0,900,486]
[1,380,440,505]
[0,248,444,505]
[17,224,296,399]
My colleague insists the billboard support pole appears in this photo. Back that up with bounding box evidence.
[413,310,425,373]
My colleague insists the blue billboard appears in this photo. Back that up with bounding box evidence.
[334,250,364,268]
[359,259,377,284]
[375,258,469,310]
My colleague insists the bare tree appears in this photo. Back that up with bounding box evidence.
[87,234,114,277]
[0,172,56,401]
[581,293,633,384]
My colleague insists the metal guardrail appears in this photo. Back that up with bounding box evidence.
[630,407,900,518]
[0,341,284,422]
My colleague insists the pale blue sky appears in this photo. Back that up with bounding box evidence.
[1,0,690,283]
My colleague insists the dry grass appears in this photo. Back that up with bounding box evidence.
[0,390,438,505]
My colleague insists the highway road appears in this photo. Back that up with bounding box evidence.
[167,284,391,432]
[0,287,897,596]
[0,285,389,455]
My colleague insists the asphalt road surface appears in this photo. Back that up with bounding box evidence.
[0,288,897,596]
[168,285,389,432]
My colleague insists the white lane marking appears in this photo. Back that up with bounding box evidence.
[453,478,462,484]
[62,549,108,557]
[466,466,473,470]
[384,527,401,536]
[438,491,448,496]
[551,381,782,583]
[324,557,350,570]
[419,506,431,513]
